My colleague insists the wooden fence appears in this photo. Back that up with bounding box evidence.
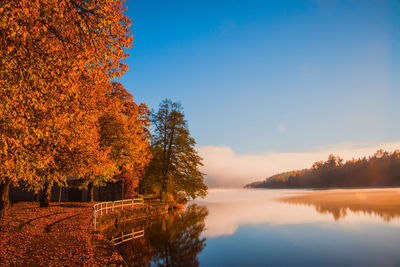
[93,198,144,229]
[110,228,145,246]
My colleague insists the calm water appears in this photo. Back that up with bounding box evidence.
[104,189,400,267]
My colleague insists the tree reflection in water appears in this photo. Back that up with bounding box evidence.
[279,189,400,222]
[114,204,208,267]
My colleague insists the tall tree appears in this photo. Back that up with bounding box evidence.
[144,99,207,201]
[99,82,151,199]
[0,0,132,212]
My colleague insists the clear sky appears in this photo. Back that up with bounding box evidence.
[119,0,399,157]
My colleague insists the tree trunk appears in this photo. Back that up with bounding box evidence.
[160,178,167,202]
[138,179,143,195]
[0,179,11,219]
[58,186,62,202]
[40,182,51,207]
[111,182,115,201]
[87,182,94,202]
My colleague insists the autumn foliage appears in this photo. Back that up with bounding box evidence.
[0,0,150,215]
[0,202,125,265]
[99,82,151,199]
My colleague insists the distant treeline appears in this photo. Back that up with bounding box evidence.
[245,150,400,189]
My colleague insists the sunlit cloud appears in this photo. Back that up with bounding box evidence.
[198,141,400,188]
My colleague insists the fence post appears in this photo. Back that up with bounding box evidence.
[93,208,96,229]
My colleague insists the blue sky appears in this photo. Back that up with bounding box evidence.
[119,0,400,155]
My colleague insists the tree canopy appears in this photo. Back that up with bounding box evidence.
[0,0,206,217]
[0,0,151,214]
[98,82,151,200]
[142,100,207,201]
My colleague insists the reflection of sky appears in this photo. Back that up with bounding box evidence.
[195,189,400,266]
[199,223,400,267]
[194,189,400,238]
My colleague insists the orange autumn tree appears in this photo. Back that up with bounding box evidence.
[43,74,117,204]
[34,72,118,207]
[0,0,132,213]
[99,82,151,199]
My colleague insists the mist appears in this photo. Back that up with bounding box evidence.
[198,141,400,188]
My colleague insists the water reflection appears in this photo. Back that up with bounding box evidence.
[111,229,145,246]
[194,189,336,237]
[104,204,208,267]
[102,189,400,266]
[279,189,400,222]
[195,189,400,267]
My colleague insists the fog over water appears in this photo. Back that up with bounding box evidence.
[195,189,400,267]
[198,141,400,187]
[194,188,400,237]
[109,188,400,266]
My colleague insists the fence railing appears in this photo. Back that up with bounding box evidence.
[111,228,145,246]
[93,198,144,229]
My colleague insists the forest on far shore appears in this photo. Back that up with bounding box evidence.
[245,150,400,189]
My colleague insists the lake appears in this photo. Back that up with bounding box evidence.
[105,188,400,266]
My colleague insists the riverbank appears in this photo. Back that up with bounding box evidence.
[0,202,125,266]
